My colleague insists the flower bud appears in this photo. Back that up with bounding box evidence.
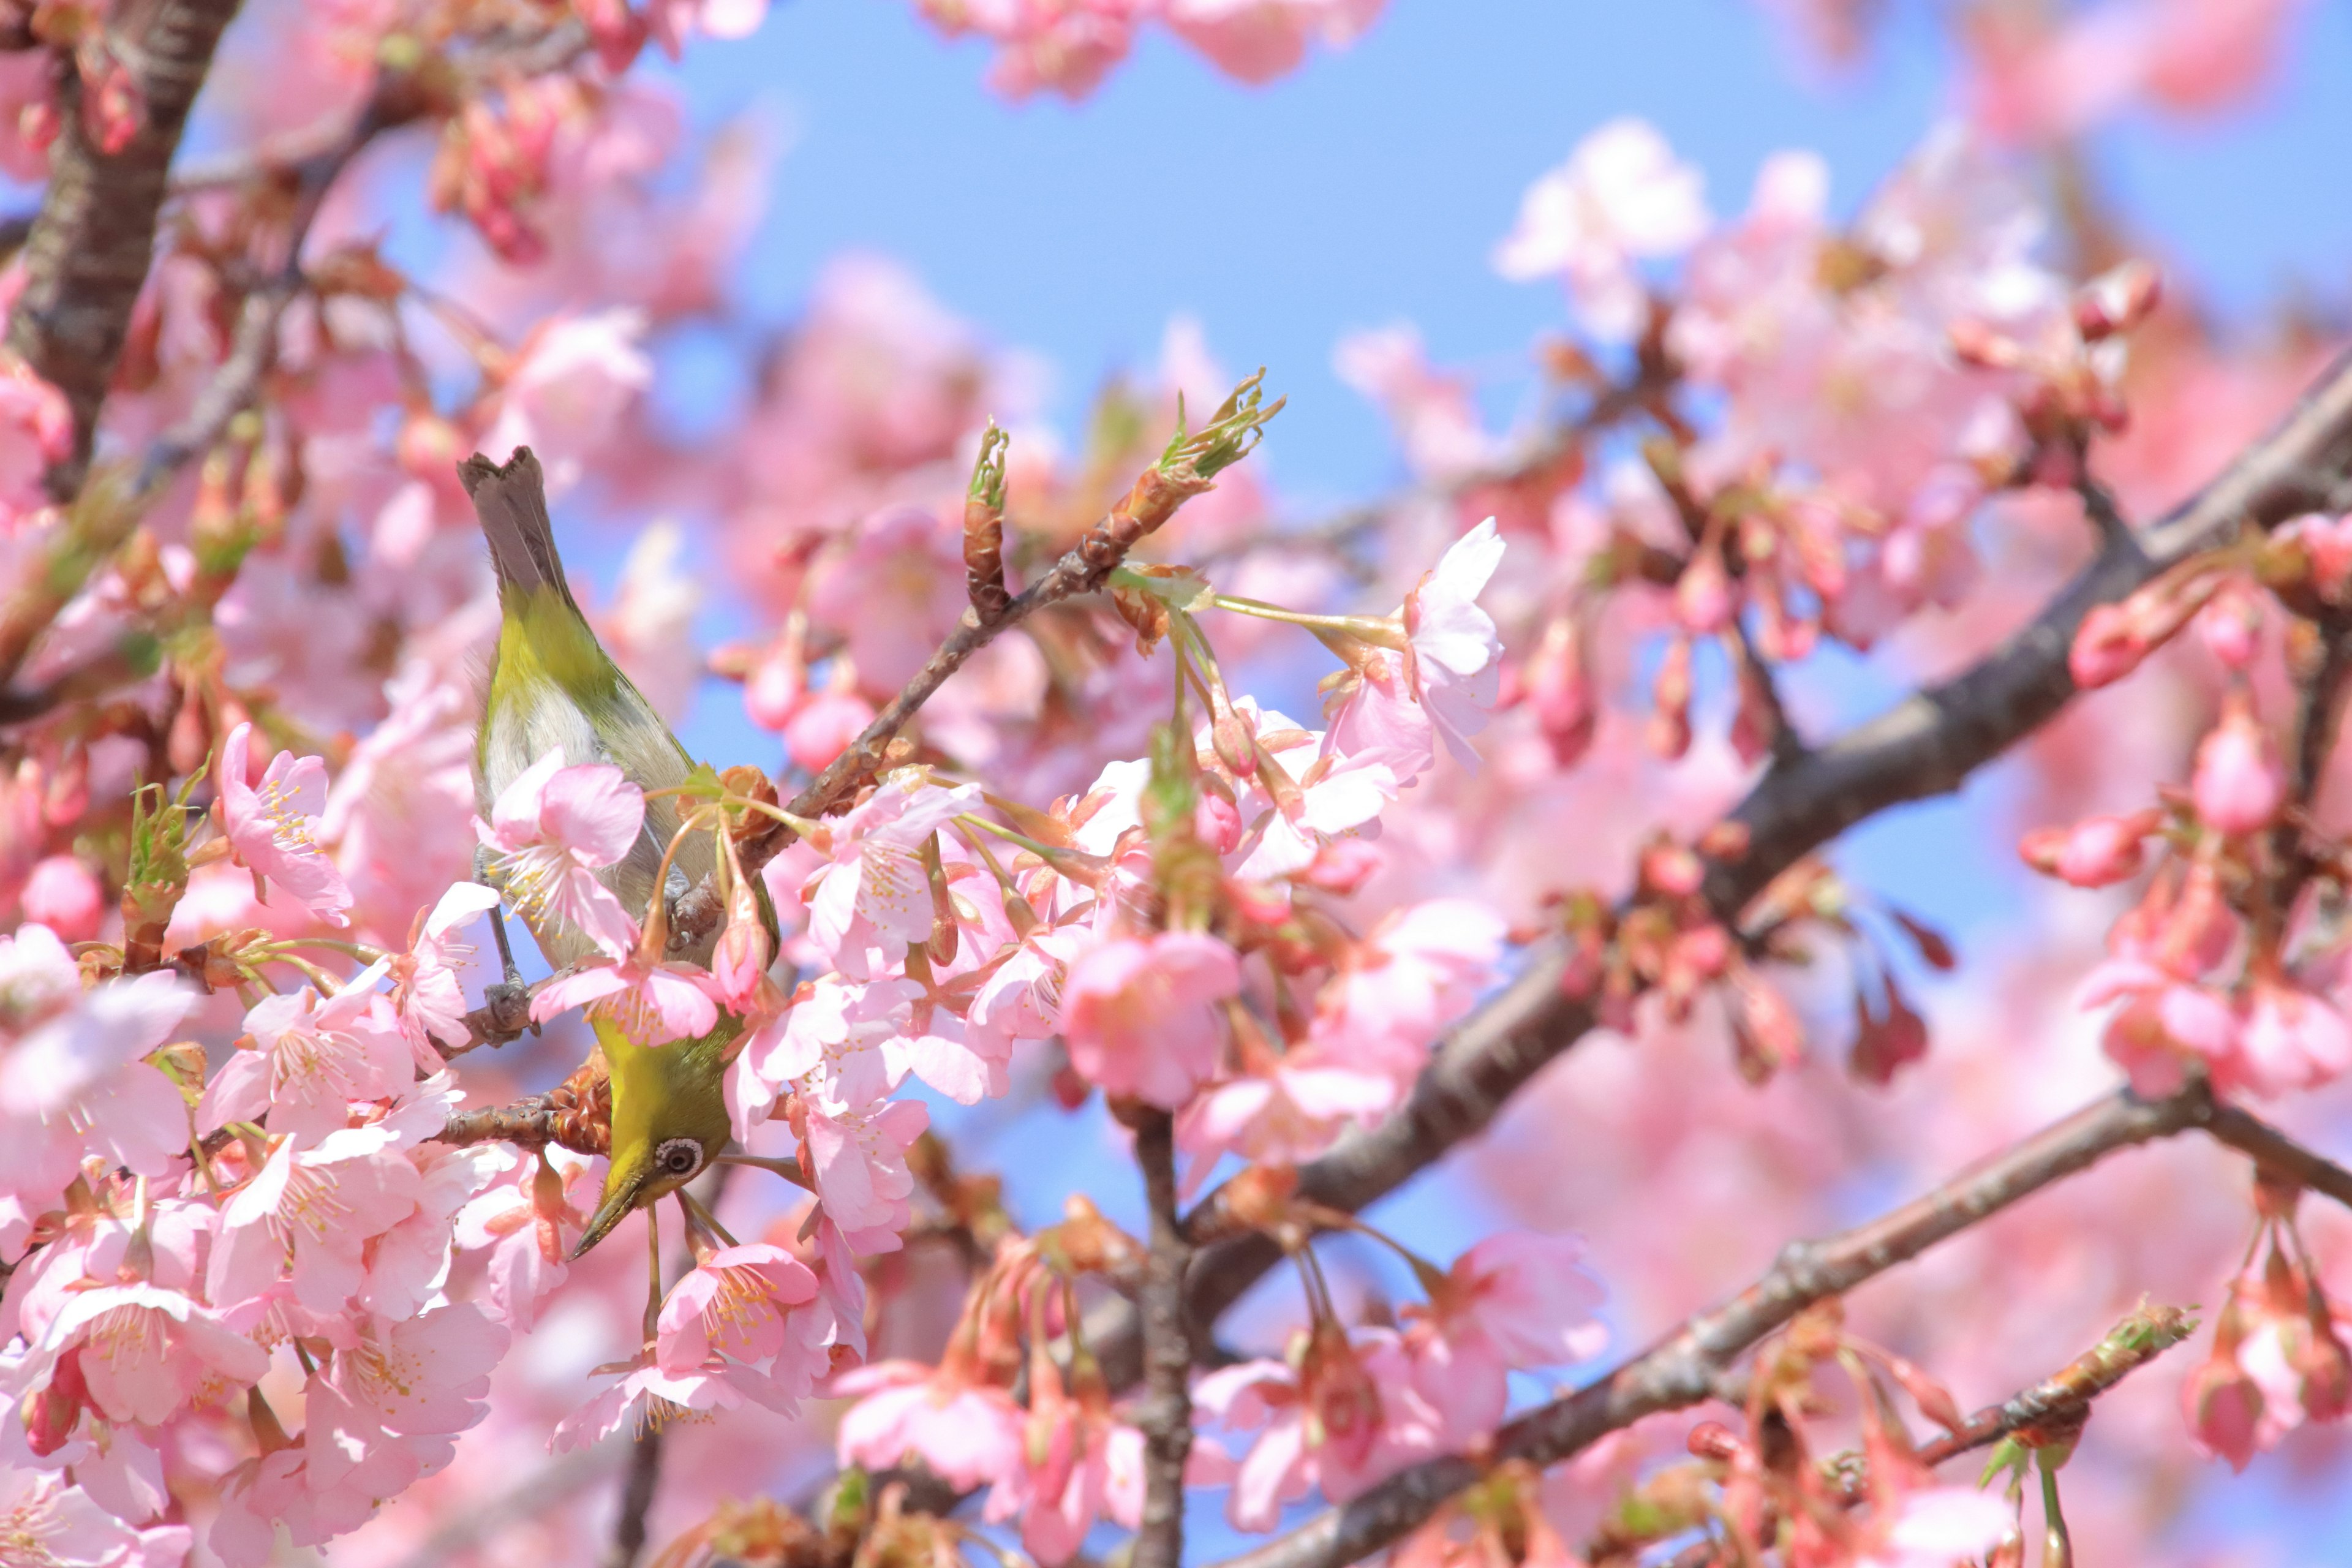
[2019,812,2153,888]
[2192,701,2286,837]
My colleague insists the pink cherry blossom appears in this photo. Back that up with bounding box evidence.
[2234,980,2352,1098]
[0,960,194,1213]
[1402,518,1508,766]
[1164,0,1384,85]
[1322,646,1436,785]
[475,750,646,959]
[785,687,880,772]
[198,962,411,1142]
[31,1278,272,1429]
[552,1349,801,1451]
[19,854,102,941]
[1177,1052,1397,1181]
[805,1096,931,1251]
[1314,899,1507,1079]
[1195,1328,1448,1531]
[216,722,355,927]
[1060,931,1242,1109]
[453,1146,595,1330]
[832,1357,1026,1491]
[0,1471,141,1568]
[807,506,970,692]
[478,311,654,494]
[208,1128,424,1314]
[655,1242,828,1406]
[390,880,503,1063]
[529,947,724,1046]
[1493,118,1709,339]
[330,1303,508,1441]
[804,769,981,979]
[733,974,916,1120]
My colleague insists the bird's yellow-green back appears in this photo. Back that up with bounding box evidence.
[461,445,740,1261]
[461,447,721,971]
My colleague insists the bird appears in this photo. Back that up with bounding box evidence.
[459,445,743,1262]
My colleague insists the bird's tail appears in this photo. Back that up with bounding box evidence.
[459,446,581,612]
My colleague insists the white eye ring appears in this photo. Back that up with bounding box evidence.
[654,1137,704,1180]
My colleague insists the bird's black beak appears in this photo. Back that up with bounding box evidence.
[572,1177,643,1261]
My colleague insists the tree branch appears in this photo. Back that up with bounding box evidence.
[603,1424,665,1568]
[1145,345,2352,1384]
[0,72,402,701]
[1204,1079,2352,1568]
[1130,1107,1196,1568]
[7,0,244,500]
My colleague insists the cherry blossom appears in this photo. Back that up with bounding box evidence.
[529,946,724,1045]
[655,1242,829,1406]
[1060,931,1242,1108]
[1401,518,1508,766]
[216,722,355,927]
[804,769,983,979]
[474,750,645,960]
[198,963,412,1141]
[1494,118,1709,339]
[833,1357,1026,1491]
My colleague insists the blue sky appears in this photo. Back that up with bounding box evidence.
[639,0,2352,504]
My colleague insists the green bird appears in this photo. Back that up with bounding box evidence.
[461,445,741,1261]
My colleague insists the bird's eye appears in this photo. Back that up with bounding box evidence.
[654,1137,703,1179]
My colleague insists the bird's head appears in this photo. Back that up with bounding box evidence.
[573,1016,736,1259]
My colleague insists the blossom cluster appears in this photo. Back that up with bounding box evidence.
[0,0,2346,1563]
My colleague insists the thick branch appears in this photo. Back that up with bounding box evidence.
[1152,345,2352,1381]
[1131,1108,1196,1568]
[1205,1080,2352,1568]
[0,76,396,699]
[7,0,244,500]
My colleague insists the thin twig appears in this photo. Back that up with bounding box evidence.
[1129,1107,1195,1568]
[666,383,1281,949]
[604,1424,665,1568]
[1651,1302,2195,1568]
[1202,1080,2352,1568]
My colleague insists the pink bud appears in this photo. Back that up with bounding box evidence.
[2073,259,2162,341]
[2184,1343,2266,1472]
[21,854,103,941]
[2192,704,2286,836]
[784,691,876,773]
[1526,617,1596,769]
[1640,841,1705,897]
[2070,603,2148,688]
[744,643,807,731]
[2195,581,2263,671]
[1674,543,1734,634]
[2019,813,2151,888]
[711,891,775,1014]
[1195,791,1243,854]
[2288,513,2352,600]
